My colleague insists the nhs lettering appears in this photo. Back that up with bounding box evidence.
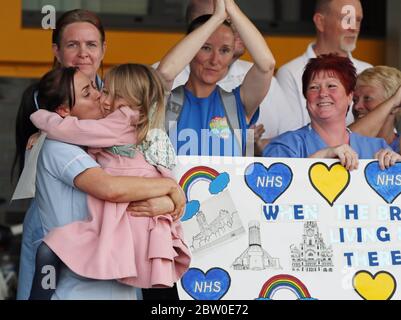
[181,268,231,300]
[257,175,283,188]
[194,281,221,293]
[244,162,293,204]
[365,162,401,204]
[376,174,401,186]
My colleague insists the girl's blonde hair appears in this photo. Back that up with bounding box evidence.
[105,63,166,143]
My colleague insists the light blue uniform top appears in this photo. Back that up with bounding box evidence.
[390,134,400,154]
[17,139,140,300]
[263,125,390,159]
[17,199,42,300]
[171,86,259,156]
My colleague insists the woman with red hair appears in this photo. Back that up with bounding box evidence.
[263,54,401,171]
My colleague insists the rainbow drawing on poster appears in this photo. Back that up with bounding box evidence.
[179,166,220,201]
[257,274,314,300]
[179,166,230,221]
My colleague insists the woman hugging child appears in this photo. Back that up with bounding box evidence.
[29,64,191,299]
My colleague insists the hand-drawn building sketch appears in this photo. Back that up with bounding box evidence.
[290,222,334,272]
[191,207,243,252]
[232,220,281,271]
[185,190,245,253]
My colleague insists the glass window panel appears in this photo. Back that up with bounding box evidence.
[23,0,148,15]
[22,0,386,37]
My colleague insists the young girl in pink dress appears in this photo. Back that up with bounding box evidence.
[29,64,191,299]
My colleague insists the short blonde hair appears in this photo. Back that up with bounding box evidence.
[105,63,166,143]
[356,66,401,100]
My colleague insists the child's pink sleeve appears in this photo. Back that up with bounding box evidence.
[30,108,136,148]
[157,166,174,179]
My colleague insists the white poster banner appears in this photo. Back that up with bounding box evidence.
[174,156,401,300]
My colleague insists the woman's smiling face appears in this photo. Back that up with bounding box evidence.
[306,71,353,124]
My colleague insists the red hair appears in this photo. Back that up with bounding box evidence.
[302,54,356,98]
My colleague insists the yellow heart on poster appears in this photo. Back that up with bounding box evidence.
[309,163,350,206]
[353,271,397,300]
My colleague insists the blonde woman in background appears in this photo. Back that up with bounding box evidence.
[350,66,401,153]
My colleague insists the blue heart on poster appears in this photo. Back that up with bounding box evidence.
[244,162,293,204]
[181,268,231,300]
[365,161,401,204]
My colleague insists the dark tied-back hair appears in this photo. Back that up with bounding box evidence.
[302,53,357,98]
[12,67,78,179]
[36,67,78,112]
[186,14,232,34]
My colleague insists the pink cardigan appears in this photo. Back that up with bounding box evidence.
[31,107,191,288]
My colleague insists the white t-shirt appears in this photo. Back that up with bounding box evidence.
[276,43,373,127]
[153,59,300,139]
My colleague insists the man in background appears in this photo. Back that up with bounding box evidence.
[276,0,372,127]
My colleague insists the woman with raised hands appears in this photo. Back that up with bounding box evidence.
[157,0,275,157]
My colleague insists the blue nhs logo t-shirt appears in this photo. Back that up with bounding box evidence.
[169,86,258,156]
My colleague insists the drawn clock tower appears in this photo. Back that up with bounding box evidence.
[290,221,334,272]
[306,224,315,237]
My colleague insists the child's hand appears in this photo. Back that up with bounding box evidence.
[171,206,185,221]
[168,183,186,220]
[26,132,41,150]
[127,196,175,217]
